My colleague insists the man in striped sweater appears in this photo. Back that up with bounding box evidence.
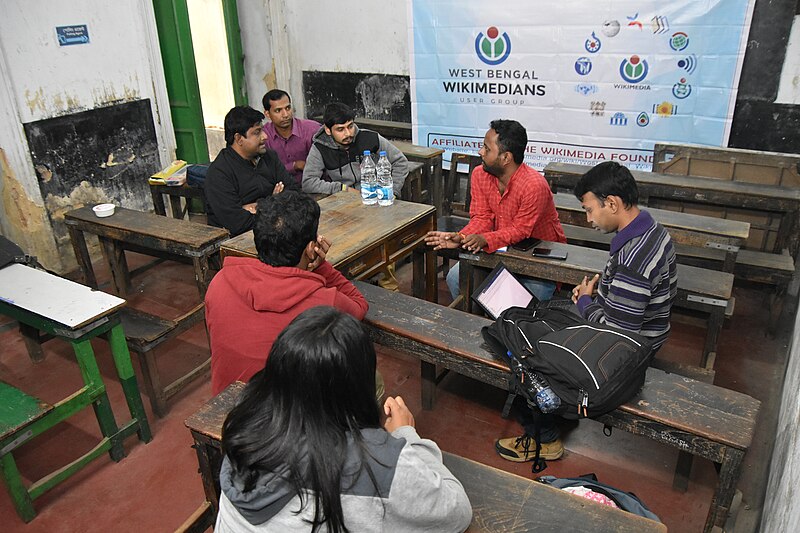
[495,161,678,464]
[571,161,678,351]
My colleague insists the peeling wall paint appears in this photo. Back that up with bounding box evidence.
[0,147,63,271]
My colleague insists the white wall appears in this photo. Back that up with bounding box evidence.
[237,0,274,112]
[276,0,410,117]
[0,0,173,271]
[761,297,800,532]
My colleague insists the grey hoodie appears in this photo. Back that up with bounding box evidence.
[302,125,408,196]
[215,426,472,532]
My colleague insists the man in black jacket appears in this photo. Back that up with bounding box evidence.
[205,106,300,236]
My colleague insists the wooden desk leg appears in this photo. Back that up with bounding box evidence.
[701,307,724,370]
[459,261,475,313]
[431,155,443,214]
[705,448,745,533]
[67,226,97,288]
[150,187,167,216]
[18,323,45,363]
[169,194,185,220]
[413,245,438,304]
[0,453,36,522]
[107,324,153,442]
[722,251,736,273]
[190,431,223,516]
[192,256,211,298]
[72,339,125,461]
[421,360,437,410]
[99,236,130,297]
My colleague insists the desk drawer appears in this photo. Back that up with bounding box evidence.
[338,244,386,280]
[387,221,429,261]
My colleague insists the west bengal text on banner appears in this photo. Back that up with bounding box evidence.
[409,0,755,171]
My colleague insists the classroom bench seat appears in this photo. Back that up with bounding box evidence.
[354,280,759,533]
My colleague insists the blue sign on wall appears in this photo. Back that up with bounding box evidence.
[56,25,90,46]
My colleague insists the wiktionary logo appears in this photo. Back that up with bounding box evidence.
[475,26,511,65]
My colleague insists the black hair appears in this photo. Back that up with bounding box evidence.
[489,119,528,164]
[221,306,380,533]
[224,106,265,146]
[323,102,356,129]
[262,89,291,111]
[253,191,319,267]
[573,161,639,207]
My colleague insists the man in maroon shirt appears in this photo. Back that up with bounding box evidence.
[262,89,321,185]
[425,119,566,300]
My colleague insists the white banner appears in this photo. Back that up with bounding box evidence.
[409,0,756,171]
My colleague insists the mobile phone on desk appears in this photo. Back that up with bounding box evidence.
[532,247,568,260]
[511,238,541,251]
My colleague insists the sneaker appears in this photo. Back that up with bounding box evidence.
[495,434,564,462]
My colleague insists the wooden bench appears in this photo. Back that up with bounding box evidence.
[544,161,800,257]
[653,142,800,256]
[554,193,750,273]
[354,281,759,533]
[545,162,796,326]
[457,242,733,373]
[183,381,666,533]
[64,206,230,416]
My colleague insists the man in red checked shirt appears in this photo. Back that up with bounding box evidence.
[425,119,566,301]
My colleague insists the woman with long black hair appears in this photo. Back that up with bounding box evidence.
[216,306,472,532]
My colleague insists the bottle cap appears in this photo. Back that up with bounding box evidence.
[363,150,371,156]
[379,151,387,156]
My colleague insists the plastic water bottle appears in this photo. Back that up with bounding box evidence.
[506,351,561,413]
[376,151,393,206]
[360,150,377,205]
[529,371,561,414]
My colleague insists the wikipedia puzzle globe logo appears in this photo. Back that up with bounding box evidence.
[475,26,511,65]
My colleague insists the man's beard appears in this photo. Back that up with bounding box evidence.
[482,161,503,177]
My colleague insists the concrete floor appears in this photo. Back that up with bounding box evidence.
[0,251,794,532]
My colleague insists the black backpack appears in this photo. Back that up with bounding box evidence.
[482,306,654,420]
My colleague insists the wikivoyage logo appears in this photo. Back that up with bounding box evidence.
[475,26,511,65]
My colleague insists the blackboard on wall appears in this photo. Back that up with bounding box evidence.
[303,71,410,123]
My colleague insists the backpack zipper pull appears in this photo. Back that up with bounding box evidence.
[580,389,589,417]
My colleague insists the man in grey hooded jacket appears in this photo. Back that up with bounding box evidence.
[302,102,408,196]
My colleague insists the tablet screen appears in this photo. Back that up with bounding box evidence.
[472,264,534,319]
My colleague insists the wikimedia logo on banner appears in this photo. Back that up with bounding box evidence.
[475,26,511,65]
[619,55,649,83]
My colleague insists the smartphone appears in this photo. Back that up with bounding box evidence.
[532,247,568,260]
[511,238,541,252]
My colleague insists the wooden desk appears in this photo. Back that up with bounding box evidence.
[64,206,229,416]
[392,140,445,210]
[544,162,800,255]
[442,453,665,532]
[0,264,151,521]
[64,206,229,298]
[221,193,438,302]
[554,193,750,272]
[458,243,733,371]
[185,381,665,533]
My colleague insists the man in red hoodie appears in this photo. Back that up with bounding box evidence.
[205,191,368,395]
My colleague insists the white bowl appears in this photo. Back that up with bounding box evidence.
[93,203,116,217]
